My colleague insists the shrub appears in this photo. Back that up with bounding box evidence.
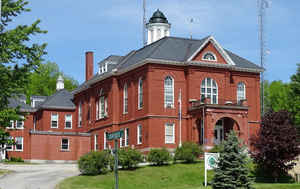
[174,142,203,163]
[10,157,24,162]
[209,144,223,153]
[78,151,113,175]
[118,148,143,170]
[147,148,171,166]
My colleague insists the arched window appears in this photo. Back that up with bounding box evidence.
[164,76,174,108]
[202,52,217,61]
[201,78,218,104]
[123,83,128,114]
[237,82,246,102]
[138,77,143,109]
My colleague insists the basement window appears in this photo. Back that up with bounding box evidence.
[61,138,69,151]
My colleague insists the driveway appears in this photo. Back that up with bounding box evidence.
[0,163,79,189]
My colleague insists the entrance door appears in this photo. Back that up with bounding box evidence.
[214,119,224,145]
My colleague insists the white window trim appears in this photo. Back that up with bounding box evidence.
[201,78,218,104]
[61,138,69,151]
[202,51,218,62]
[164,76,174,108]
[6,136,13,151]
[137,125,142,145]
[7,120,14,129]
[123,83,128,114]
[15,137,23,152]
[94,134,98,151]
[125,128,129,147]
[51,113,59,128]
[138,77,143,110]
[78,102,82,127]
[104,132,107,150]
[165,123,175,144]
[237,82,246,103]
[65,114,72,129]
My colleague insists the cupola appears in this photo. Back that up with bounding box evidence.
[56,75,64,90]
[146,9,171,45]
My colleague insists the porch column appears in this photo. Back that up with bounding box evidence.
[204,112,214,150]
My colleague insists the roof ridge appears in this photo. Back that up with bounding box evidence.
[166,35,211,42]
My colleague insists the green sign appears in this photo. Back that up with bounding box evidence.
[107,130,124,141]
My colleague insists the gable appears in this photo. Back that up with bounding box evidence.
[191,42,227,64]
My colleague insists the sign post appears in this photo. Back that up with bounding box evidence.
[204,152,219,187]
[107,130,124,189]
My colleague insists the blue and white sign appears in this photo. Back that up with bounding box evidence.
[204,152,219,187]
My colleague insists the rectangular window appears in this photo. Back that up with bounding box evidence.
[78,102,82,127]
[7,120,14,129]
[61,138,69,151]
[94,134,98,151]
[123,84,128,114]
[15,137,23,151]
[65,114,72,129]
[138,78,143,109]
[120,128,129,147]
[51,113,58,128]
[165,123,175,144]
[97,96,107,120]
[137,125,142,145]
[6,136,13,151]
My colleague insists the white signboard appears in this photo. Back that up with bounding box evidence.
[204,152,219,187]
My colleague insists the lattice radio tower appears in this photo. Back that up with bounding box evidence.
[143,0,147,46]
[258,0,270,115]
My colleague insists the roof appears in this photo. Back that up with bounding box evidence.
[38,89,75,110]
[73,36,263,94]
[149,9,169,24]
[8,97,35,113]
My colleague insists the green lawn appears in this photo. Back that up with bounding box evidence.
[57,162,300,189]
[0,169,12,176]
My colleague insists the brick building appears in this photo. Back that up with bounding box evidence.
[3,10,262,162]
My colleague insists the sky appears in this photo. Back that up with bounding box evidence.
[12,0,300,84]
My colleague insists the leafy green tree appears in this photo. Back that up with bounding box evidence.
[212,131,253,189]
[0,0,46,149]
[251,110,300,182]
[26,62,78,97]
[289,64,300,132]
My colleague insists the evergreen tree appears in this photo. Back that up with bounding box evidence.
[212,131,253,189]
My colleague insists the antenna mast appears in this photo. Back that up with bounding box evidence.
[143,0,147,46]
[258,0,269,115]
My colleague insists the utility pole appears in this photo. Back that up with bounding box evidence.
[178,89,182,147]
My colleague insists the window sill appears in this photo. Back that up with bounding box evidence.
[96,117,109,122]
[64,127,72,129]
[15,149,23,152]
[50,127,58,129]
[15,128,24,130]
[60,149,70,152]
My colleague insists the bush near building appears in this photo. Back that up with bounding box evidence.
[174,142,203,163]
[78,151,113,175]
[118,148,143,170]
[147,148,171,166]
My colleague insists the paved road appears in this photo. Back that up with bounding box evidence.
[0,164,79,189]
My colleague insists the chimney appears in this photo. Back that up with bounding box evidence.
[85,51,94,81]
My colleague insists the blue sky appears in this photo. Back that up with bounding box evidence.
[14,0,300,83]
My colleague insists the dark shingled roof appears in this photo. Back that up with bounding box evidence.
[38,89,75,110]
[8,97,35,113]
[74,36,262,94]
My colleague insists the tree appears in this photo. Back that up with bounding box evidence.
[26,62,79,97]
[289,64,300,133]
[0,0,46,149]
[251,110,300,182]
[212,131,253,189]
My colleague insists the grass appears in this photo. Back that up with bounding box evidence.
[57,162,300,189]
[0,169,12,176]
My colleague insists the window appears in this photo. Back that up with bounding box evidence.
[15,137,23,151]
[6,136,13,151]
[61,138,69,151]
[120,128,129,147]
[164,76,174,108]
[137,125,142,145]
[96,95,108,120]
[237,82,246,103]
[201,78,218,104]
[16,116,24,129]
[65,114,72,129]
[165,123,175,144]
[7,120,14,129]
[138,77,143,109]
[123,83,128,114]
[51,113,58,128]
[94,134,98,151]
[202,52,217,61]
[78,102,82,127]
[104,132,107,150]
